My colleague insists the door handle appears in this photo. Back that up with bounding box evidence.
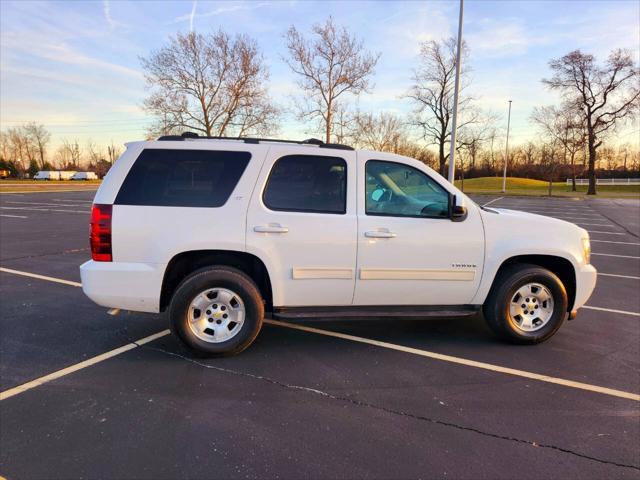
[365,230,396,238]
[254,224,289,234]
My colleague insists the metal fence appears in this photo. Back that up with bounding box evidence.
[567,178,640,185]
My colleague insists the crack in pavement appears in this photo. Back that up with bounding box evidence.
[136,342,640,473]
[587,202,640,239]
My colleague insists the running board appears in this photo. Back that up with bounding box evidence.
[272,305,480,320]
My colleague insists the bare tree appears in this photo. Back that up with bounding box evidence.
[457,112,499,173]
[538,141,561,196]
[86,140,104,165]
[407,38,478,176]
[284,17,380,143]
[23,123,51,169]
[106,141,121,164]
[349,112,406,152]
[56,139,81,169]
[543,49,639,194]
[531,104,585,191]
[141,30,278,138]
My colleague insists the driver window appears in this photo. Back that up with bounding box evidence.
[365,160,449,218]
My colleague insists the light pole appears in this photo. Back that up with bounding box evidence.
[447,0,464,183]
[501,100,512,193]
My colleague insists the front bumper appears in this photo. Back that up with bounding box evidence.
[80,260,166,313]
[573,263,598,311]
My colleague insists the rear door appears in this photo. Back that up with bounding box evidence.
[246,146,357,307]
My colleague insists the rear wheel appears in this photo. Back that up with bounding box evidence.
[483,264,568,344]
[169,266,264,356]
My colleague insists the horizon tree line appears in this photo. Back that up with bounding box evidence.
[1,17,638,193]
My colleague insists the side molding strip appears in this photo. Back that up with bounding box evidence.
[292,267,354,280]
[360,268,475,281]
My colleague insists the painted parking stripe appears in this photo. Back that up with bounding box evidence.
[591,253,640,259]
[587,231,625,235]
[0,189,97,194]
[523,210,601,217]
[0,206,87,214]
[0,267,82,287]
[575,223,617,227]
[265,320,639,401]
[52,199,94,204]
[481,197,503,207]
[5,201,92,208]
[598,272,640,280]
[0,214,28,219]
[591,239,640,246]
[2,267,638,402]
[0,330,170,401]
[582,305,640,317]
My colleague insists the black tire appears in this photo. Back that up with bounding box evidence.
[483,264,568,344]
[169,266,264,356]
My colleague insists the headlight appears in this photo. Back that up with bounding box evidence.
[581,237,591,264]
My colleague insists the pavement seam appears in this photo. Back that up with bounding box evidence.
[138,342,640,473]
[587,202,640,239]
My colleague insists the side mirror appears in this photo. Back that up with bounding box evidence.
[450,194,468,222]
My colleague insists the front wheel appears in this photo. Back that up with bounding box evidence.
[169,266,264,356]
[483,264,568,344]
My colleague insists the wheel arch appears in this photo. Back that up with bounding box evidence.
[160,250,273,312]
[490,254,577,311]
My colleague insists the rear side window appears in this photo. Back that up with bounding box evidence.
[115,149,250,207]
[263,155,347,214]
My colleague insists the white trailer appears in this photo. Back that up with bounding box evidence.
[58,171,77,180]
[34,171,61,180]
[71,171,98,180]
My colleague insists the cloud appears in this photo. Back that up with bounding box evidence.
[2,33,143,80]
[189,1,197,31]
[372,3,453,59]
[102,0,127,29]
[103,0,115,28]
[466,19,550,58]
[173,1,270,24]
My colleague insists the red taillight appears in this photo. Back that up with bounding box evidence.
[90,204,112,262]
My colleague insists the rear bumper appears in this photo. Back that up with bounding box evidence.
[80,260,166,313]
[573,263,597,311]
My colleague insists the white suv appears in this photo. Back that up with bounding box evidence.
[80,133,597,356]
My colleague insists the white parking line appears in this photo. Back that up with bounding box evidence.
[0,267,82,287]
[591,240,640,246]
[0,206,88,214]
[265,320,639,401]
[2,267,638,403]
[0,189,97,194]
[482,197,503,207]
[0,330,170,401]
[0,214,28,219]
[5,201,92,208]
[598,272,640,280]
[522,209,599,215]
[576,223,617,227]
[587,231,625,235]
[592,253,640,259]
[52,199,94,204]
[541,216,606,221]
[582,305,640,317]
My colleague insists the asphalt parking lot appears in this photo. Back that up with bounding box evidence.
[1,190,639,479]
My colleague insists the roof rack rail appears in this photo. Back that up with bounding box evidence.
[156,132,354,151]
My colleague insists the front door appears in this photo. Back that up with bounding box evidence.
[246,146,357,307]
[354,156,485,306]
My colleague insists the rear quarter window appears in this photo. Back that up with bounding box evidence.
[115,149,251,207]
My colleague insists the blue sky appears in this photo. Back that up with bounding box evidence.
[1,0,638,151]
